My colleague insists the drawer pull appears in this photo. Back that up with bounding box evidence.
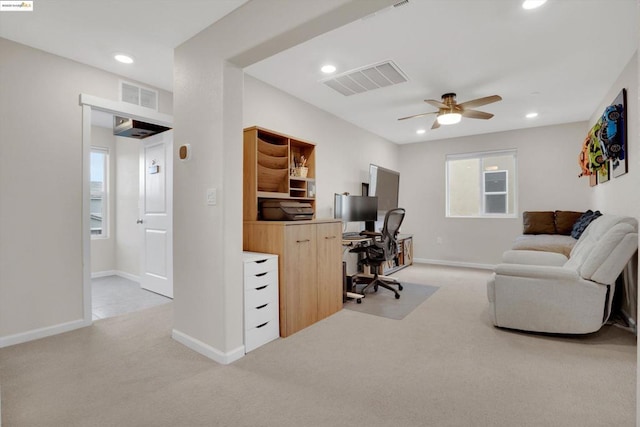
[296,239,310,243]
[255,285,268,290]
[255,259,267,264]
[256,321,269,329]
[255,272,267,277]
[255,303,268,310]
[325,235,337,239]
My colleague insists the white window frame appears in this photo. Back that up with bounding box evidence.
[90,147,109,238]
[483,170,508,214]
[446,149,517,218]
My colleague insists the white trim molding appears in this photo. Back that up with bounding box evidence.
[413,258,496,271]
[0,318,91,349]
[172,329,245,365]
[79,93,173,127]
[91,270,141,282]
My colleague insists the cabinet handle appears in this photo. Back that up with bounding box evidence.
[255,285,268,290]
[296,239,310,243]
[255,259,267,264]
[256,321,269,329]
[255,272,267,277]
[325,235,337,239]
[255,303,268,310]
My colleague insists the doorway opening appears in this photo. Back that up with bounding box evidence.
[81,96,174,323]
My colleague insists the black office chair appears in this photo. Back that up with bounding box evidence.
[350,208,406,299]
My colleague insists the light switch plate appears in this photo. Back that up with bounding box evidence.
[206,188,217,206]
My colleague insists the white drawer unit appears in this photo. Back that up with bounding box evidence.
[243,252,280,353]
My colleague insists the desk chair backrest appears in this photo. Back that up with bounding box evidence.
[378,208,406,261]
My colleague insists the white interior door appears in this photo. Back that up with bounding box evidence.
[139,130,173,298]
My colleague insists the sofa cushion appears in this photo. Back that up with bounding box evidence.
[523,211,556,234]
[511,234,576,257]
[570,210,602,239]
[555,211,583,235]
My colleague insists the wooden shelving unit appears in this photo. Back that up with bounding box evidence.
[243,126,342,338]
[382,234,413,275]
[244,126,316,221]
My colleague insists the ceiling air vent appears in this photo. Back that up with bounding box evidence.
[322,60,408,96]
[393,0,410,7]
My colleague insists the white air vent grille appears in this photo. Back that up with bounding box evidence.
[322,60,408,96]
[120,81,158,111]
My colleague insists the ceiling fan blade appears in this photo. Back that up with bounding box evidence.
[458,95,502,110]
[431,118,441,129]
[398,111,437,121]
[461,109,494,120]
[424,99,448,109]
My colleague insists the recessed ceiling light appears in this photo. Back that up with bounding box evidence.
[114,54,134,64]
[416,129,426,134]
[526,112,539,119]
[321,64,336,74]
[522,0,547,10]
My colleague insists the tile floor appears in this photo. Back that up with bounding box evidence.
[92,275,172,320]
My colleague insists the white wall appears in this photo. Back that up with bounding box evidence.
[399,122,592,266]
[0,38,172,341]
[115,137,141,278]
[588,52,639,218]
[90,126,117,273]
[243,76,398,223]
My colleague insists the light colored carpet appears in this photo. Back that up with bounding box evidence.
[344,281,438,319]
[0,265,635,426]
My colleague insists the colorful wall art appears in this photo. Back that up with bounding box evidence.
[578,88,627,185]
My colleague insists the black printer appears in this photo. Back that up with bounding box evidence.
[261,201,314,221]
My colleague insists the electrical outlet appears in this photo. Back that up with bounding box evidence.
[206,188,217,206]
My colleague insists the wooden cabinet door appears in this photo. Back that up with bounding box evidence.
[316,222,343,319]
[282,224,317,336]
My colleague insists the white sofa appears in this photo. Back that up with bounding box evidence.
[487,214,638,334]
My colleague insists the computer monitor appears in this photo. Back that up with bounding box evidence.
[334,194,378,222]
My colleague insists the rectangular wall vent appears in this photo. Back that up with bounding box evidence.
[120,81,158,111]
[322,60,408,96]
[393,0,410,7]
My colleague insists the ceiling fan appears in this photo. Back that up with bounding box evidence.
[398,93,502,129]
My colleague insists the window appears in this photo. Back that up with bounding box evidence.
[90,147,109,237]
[446,149,517,217]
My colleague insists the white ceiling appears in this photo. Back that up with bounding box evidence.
[0,0,249,91]
[1,0,637,143]
[245,0,638,143]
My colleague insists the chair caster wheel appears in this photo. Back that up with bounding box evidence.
[395,293,400,299]
[399,284,404,291]
[357,298,362,304]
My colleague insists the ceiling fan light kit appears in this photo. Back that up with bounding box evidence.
[437,112,461,125]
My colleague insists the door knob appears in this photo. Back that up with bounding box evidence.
[136,219,144,224]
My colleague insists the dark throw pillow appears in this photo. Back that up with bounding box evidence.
[570,210,602,239]
[555,211,584,235]
[523,211,556,234]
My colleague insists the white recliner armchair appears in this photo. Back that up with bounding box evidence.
[487,214,638,334]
